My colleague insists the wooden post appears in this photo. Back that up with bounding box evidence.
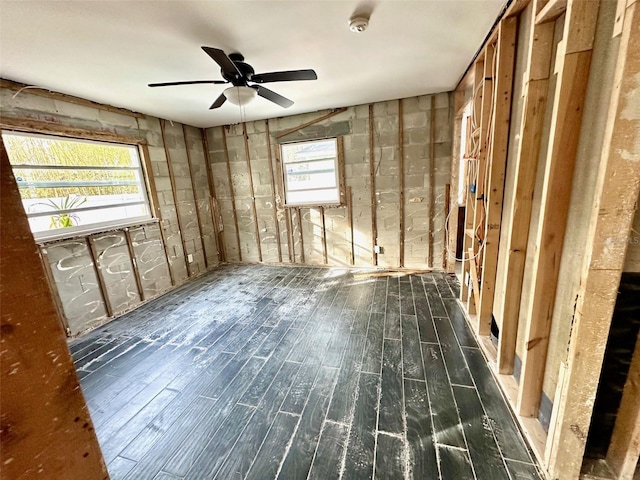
[182,125,209,269]
[443,183,450,270]
[429,95,436,269]
[242,122,262,263]
[347,186,355,265]
[297,207,305,264]
[476,17,517,336]
[124,228,145,302]
[86,236,114,318]
[265,120,282,263]
[222,126,242,262]
[274,145,293,263]
[160,119,192,277]
[545,2,640,478]
[200,128,225,263]
[517,0,600,418]
[497,2,555,374]
[320,206,328,265]
[369,104,378,266]
[398,98,405,268]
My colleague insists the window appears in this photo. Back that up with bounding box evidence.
[281,138,340,206]
[2,131,151,240]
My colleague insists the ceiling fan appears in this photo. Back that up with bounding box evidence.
[148,47,317,110]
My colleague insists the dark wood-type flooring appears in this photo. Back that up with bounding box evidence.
[71,265,542,480]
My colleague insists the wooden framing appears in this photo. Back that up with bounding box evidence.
[398,99,405,268]
[182,125,209,269]
[369,104,378,266]
[200,128,225,263]
[347,186,355,265]
[222,126,243,262]
[545,1,640,477]
[274,142,293,263]
[296,207,305,264]
[274,107,347,139]
[443,183,450,269]
[86,236,114,318]
[497,3,555,374]
[160,119,192,278]
[124,228,145,302]
[429,95,436,269]
[517,0,600,418]
[38,247,71,335]
[265,120,282,263]
[320,207,328,264]
[476,17,517,335]
[242,122,263,263]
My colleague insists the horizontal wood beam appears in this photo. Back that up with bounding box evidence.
[535,0,567,24]
[275,108,347,139]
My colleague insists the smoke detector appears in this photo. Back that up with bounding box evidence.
[349,16,369,33]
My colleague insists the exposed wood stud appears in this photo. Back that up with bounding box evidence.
[200,128,225,263]
[320,206,328,265]
[337,136,346,205]
[222,126,242,262]
[265,120,282,263]
[429,95,436,269]
[123,228,145,302]
[297,207,305,264]
[86,236,114,318]
[160,119,192,277]
[275,107,348,139]
[517,0,600,418]
[535,0,567,25]
[182,125,209,269]
[368,104,378,266]
[347,186,355,265]
[242,122,262,263]
[497,7,555,375]
[274,144,293,263]
[399,98,405,268]
[546,2,640,478]
[286,208,295,263]
[477,17,517,336]
[443,183,450,270]
[38,247,71,334]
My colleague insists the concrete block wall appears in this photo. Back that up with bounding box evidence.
[1,85,220,335]
[205,92,453,270]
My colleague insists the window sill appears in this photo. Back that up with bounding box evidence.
[36,217,158,246]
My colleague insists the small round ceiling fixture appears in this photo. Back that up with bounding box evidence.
[349,16,369,33]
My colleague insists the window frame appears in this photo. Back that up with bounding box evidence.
[280,137,344,208]
[2,129,155,242]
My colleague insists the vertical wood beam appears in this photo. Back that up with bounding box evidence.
[124,228,145,302]
[274,145,293,263]
[86,236,114,318]
[443,183,450,269]
[297,207,305,264]
[497,3,555,374]
[160,119,192,277]
[369,104,378,266]
[320,206,328,265]
[182,125,209,269]
[546,2,640,478]
[200,128,225,263]
[347,186,355,265]
[477,17,517,335]
[517,0,600,417]
[399,99,405,268]
[265,120,282,263]
[607,335,640,479]
[39,247,71,334]
[242,122,262,263]
[222,126,242,262]
[429,95,436,269]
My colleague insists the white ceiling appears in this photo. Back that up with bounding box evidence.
[0,1,505,128]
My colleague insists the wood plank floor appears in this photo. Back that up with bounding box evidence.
[70,265,542,480]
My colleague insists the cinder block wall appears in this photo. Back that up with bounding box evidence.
[0,85,220,335]
[206,92,453,270]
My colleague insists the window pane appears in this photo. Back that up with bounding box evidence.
[2,131,151,238]
[281,139,339,206]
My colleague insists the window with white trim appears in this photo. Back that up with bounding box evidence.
[281,138,340,206]
[2,131,151,240]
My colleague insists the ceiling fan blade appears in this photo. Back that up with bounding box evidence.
[201,47,241,78]
[252,85,294,108]
[148,80,227,87]
[209,93,227,110]
[251,69,317,83]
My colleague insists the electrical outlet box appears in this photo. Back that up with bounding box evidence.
[187,254,194,263]
[374,245,384,254]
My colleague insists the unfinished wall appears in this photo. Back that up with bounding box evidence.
[206,93,453,270]
[0,83,220,335]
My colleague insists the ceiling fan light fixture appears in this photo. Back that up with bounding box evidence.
[224,86,257,106]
